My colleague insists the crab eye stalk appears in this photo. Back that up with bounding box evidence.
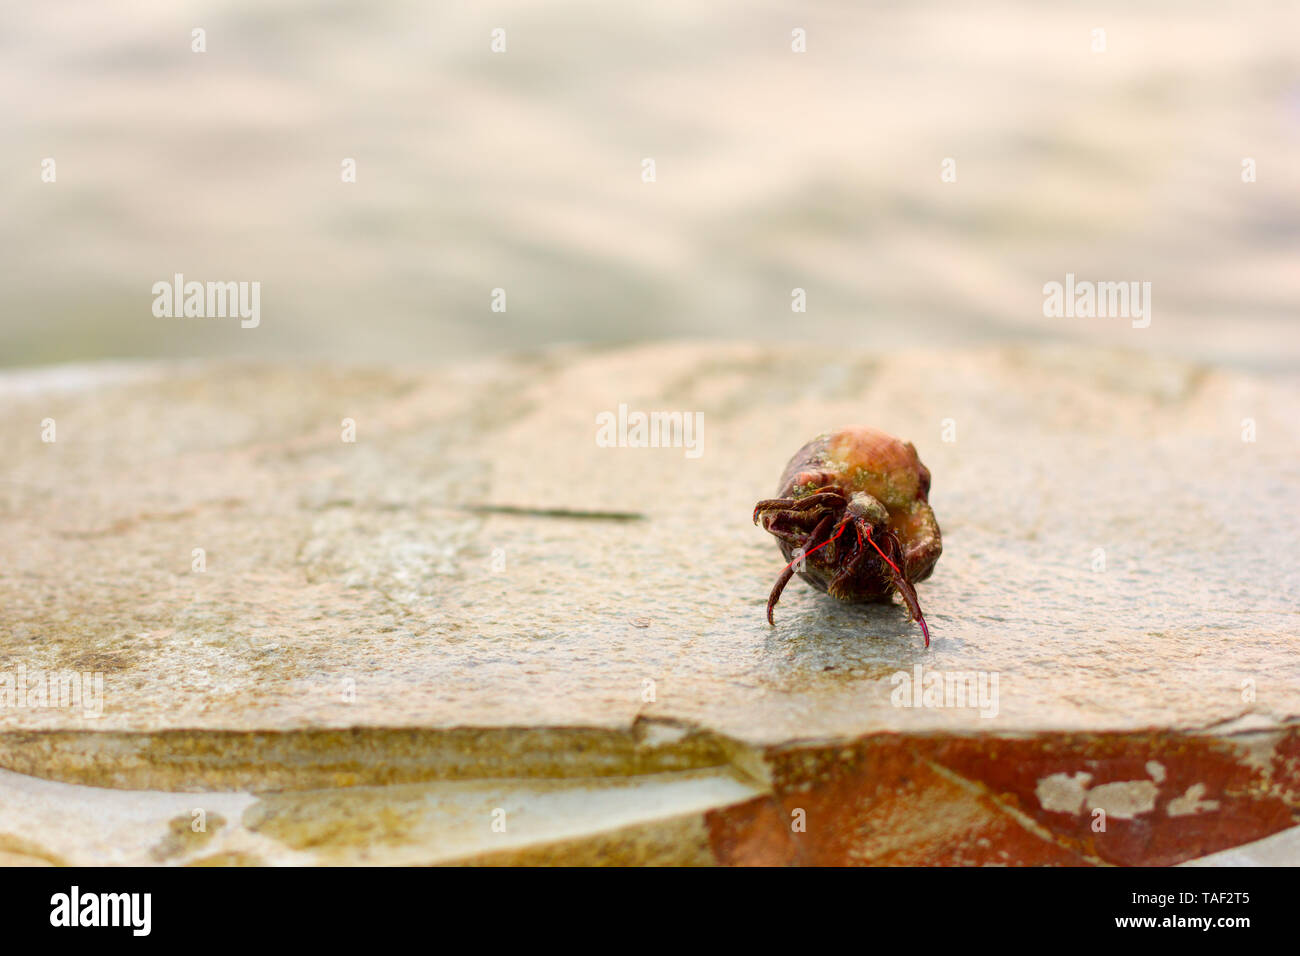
[752,426,942,647]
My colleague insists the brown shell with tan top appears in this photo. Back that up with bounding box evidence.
[752,426,942,646]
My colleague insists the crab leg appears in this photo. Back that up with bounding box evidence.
[766,513,837,624]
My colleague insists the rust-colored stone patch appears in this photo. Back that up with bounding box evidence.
[707,731,1300,866]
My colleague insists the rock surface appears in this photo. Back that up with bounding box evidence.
[0,345,1297,864]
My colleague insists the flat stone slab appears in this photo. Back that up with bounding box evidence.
[1,345,1297,864]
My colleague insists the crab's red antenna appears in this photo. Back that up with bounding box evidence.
[861,525,903,578]
[779,519,848,575]
[863,525,930,648]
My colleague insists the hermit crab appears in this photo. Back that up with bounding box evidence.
[752,426,942,646]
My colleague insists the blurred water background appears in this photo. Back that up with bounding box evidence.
[2,0,1298,371]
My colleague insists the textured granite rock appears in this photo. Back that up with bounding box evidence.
[0,345,1297,864]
